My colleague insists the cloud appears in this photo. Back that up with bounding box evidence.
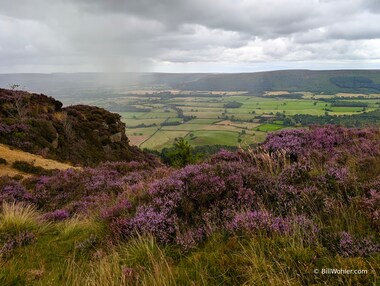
[0,0,379,72]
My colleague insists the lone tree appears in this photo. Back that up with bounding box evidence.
[7,83,29,122]
[166,137,198,167]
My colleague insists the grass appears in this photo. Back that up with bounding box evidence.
[141,130,189,150]
[0,202,40,234]
[186,118,220,124]
[255,123,285,132]
[185,130,239,146]
[0,143,76,177]
[165,117,183,123]
[1,228,378,285]
[0,170,379,285]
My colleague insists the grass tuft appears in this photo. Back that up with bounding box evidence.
[0,202,40,234]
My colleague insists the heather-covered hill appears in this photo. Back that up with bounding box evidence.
[0,88,156,166]
[0,125,379,285]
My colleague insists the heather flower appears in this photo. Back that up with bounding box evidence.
[264,128,308,155]
[291,215,319,244]
[278,162,311,185]
[100,199,132,221]
[228,211,276,233]
[0,231,35,258]
[210,149,241,163]
[33,161,152,212]
[336,231,380,257]
[361,189,380,229]
[0,177,34,204]
[229,211,318,244]
[43,209,70,221]
[176,227,204,251]
[130,206,176,243]
[121,266,135,280]
[326,165,350,182]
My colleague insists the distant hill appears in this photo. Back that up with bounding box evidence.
[0,88,156,166]
[1,70,380,101]
[174,70,380,93]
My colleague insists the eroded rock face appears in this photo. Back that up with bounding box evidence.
[52,133,59,149]
[110,132,122,143]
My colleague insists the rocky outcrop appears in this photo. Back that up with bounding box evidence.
[0,88,156,166]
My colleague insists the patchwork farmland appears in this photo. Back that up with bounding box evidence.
[87,90,380,150]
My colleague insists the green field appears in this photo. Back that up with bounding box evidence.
[89,91,380,150]
[140,130,189,150]
[186,130,239,146]
[255,123,285,132]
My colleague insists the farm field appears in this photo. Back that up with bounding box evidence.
[89,91,380,150]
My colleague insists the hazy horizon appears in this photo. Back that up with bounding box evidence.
[1,68,380,76]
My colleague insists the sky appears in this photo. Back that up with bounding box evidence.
[1,0,380,73]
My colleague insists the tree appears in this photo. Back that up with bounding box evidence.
[7,84,29,122]
[166,138,198,167]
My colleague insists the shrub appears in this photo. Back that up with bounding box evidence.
[335,231,379,257]
[0,177,34,204]
[42,209,70,221]
[12,161,52,175]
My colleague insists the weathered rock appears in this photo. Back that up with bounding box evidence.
[110,132,122,143]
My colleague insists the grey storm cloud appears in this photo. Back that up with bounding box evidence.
[0,0,379,72]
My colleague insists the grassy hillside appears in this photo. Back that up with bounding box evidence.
[0,126,379,285]
[0,144,76,178]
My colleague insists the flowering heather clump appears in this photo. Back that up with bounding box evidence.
[33,160,155,212]
[337,231,379,257]
[175,227,204,251]
[326,165,351,182]
[121,266,135,281]
[0,231,35,258]
[291,215,319,244]
[42,209,70,221]
[130,206,176,243]
[228,211,319,243]
[264,126,380,164]
[264,128,308,156]
[0,123,29,134]
[104,161,261,245]
[210,149,242,163]
[361,189,380,229]
[228,211,282,234]
[0,177,34,204]
[100,199,132,222]
[278,162,312,185]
